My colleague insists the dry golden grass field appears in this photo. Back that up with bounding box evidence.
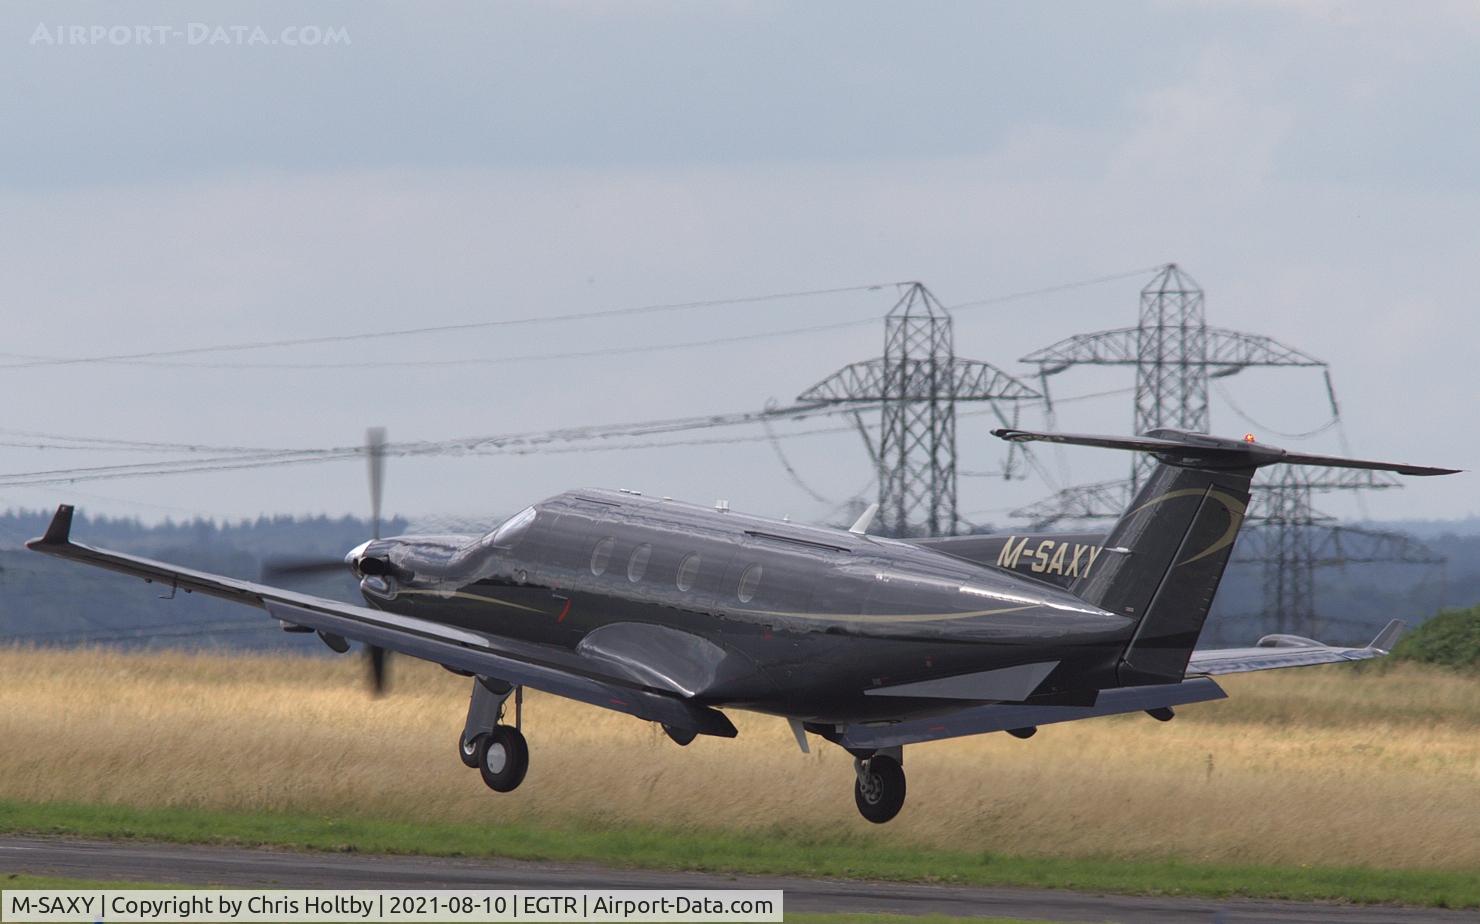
[1,646,1477,871]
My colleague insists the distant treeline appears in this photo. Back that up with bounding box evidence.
[1392,604,1480,671]
[0,509,1474,652]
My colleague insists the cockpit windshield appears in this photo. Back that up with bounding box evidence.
[480,505,536,550]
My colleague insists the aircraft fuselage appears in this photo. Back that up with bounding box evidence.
[352,489,1132,723]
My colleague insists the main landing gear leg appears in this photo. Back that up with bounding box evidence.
[852,746,906,824]
[458,678,530,793]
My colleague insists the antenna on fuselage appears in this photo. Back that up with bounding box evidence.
[849,503,879,535]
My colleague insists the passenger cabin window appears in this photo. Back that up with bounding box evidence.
[737,563,763,603]
[481,506,536,549]
[676,553,701,592]
[590,537,615,576]
[627,544,651,582]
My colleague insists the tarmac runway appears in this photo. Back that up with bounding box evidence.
[1,836,1475,924]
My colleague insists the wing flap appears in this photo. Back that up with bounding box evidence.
[265,602,735,737]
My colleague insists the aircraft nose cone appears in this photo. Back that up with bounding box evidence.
[345,539,373,565]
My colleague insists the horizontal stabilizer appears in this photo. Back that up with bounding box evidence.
[992,428,1459,476]
[839,677,1226,749]
[1187,620,1404,676]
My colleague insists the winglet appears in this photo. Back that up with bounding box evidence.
[849,503,879,536]
[30,504,75,548]
[1369,619,1405,653]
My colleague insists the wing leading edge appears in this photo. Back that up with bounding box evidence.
[26,504,736,739]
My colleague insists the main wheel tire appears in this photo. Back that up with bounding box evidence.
[853,755,906,824]
[459,732,485,769]
[477,725,530,793]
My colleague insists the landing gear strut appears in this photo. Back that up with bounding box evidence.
[852,750,906,824]
[458,678,530,792]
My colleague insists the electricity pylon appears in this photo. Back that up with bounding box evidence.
[1022,264,1326,489]
[798,282,1040,538]
[1014,264,1438,638]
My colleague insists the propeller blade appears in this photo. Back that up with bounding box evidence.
[363,426,390,695]
[367,644,388,695]
[260,556,348,580]
[366,427,386,540]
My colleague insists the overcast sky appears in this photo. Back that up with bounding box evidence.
[2,0,1476,532]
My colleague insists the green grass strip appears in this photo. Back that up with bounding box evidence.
[0,800,1473,909]
[2,873,176,889]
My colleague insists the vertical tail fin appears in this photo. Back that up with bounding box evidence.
[993,428,1457,686]
[1071,463,1251,685]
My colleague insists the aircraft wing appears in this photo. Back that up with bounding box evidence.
[26,505,737,739]
[1185,620,1403,676]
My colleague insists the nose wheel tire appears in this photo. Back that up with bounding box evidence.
[458,732,485,769]
[477,725,530,793]
[854,755,906,824]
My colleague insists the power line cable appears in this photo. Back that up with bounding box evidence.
[0,386,1133,488]
[118,269,1160,370]
[0,427,288,455]
[0,267,1157,372]
[947,266,1167,313]
[0,404,862,486]
[474,423,860,457]
[0,282,904,370]
[1212,380,1340,440]
[106,316,884,370]
[0,439,270,455]
[761,413,836,504]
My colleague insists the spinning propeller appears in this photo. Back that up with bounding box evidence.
[362,426,389,695]
[260,426,393,695]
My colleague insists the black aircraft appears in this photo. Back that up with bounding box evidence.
[28,428,1457,823]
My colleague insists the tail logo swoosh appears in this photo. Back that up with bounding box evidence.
[1122,487,1248,568]
[1178,489,1247,566]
